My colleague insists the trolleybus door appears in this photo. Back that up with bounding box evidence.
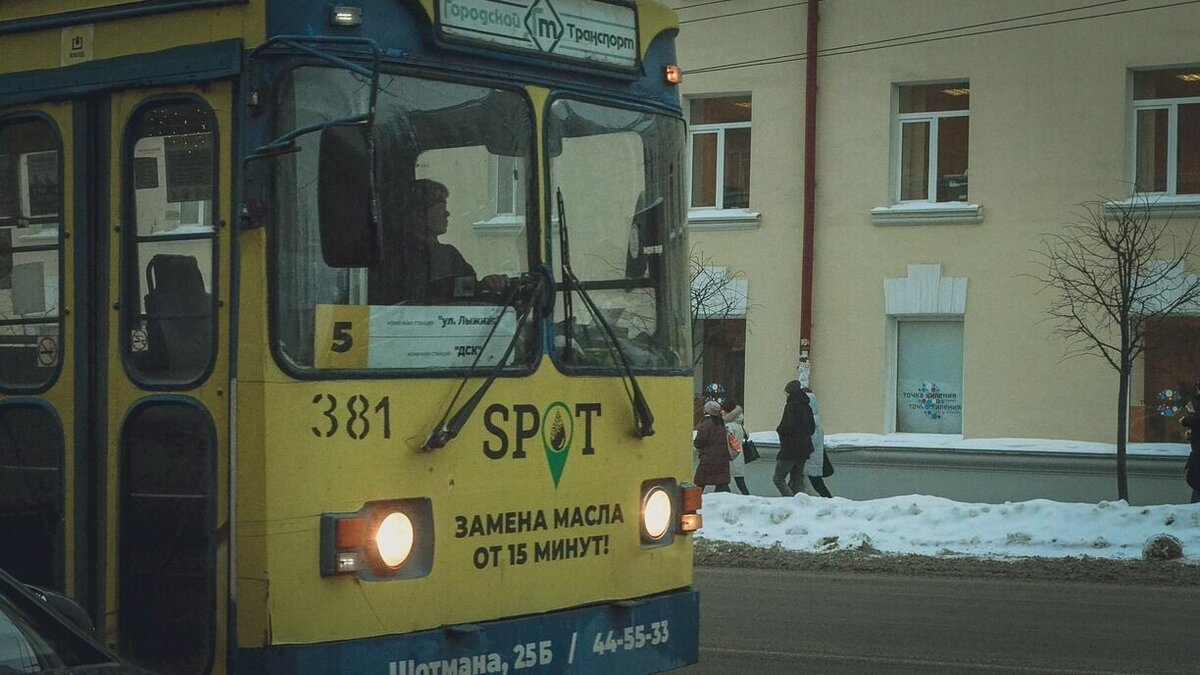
[0,101,74,595]
[101,84,232,674]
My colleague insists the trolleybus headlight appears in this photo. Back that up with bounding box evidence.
[639,479,680,547]
[374,511,415,568]
[321,498,435,580]
[642,487,673,540]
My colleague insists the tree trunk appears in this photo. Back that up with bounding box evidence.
[1116,366,1130,501]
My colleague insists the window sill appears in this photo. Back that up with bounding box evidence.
[1106,195,1200,219]
[687,208,760,230]
[471,214,525,235]
[871,202,982,226]
[145,224,215,236]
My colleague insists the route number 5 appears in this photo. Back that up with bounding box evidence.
[331,321,353,353]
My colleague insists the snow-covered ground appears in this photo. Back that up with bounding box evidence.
[699,433,1199,561]
[780,431,1191,458]
[698,492,1200,561]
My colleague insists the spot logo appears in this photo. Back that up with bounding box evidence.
[482,401,601,487]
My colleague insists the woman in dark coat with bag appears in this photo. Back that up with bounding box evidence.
[694,400,732,492]
[1182,386,1200,503]
[774,380,815,497]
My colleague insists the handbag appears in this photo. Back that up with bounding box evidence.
[741,435,760,464]
[726,429,742,460]
[822,451,834,477]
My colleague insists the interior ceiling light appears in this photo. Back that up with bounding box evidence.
[331,5,363,27]
[942,88,970,96]
[1176,73,1200,82]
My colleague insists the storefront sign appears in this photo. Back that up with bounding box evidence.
[898,379,963,434]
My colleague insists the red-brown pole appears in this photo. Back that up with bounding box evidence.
[799,0,819,380]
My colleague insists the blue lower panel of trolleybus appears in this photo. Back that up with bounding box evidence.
[237,587,699,674]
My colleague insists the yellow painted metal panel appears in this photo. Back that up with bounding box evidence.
[104,84,234,666]
[0,1,265,76]
[235,73,693,646]
[252,363,694,643]
[2,1,155,21]
[636,0,679,60]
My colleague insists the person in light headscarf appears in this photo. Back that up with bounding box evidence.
[721,399,751,495]
[800,388,833,497]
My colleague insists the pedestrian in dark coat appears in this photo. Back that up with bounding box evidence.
[693,400,732,492]
[1182,383,1200,504]
[774,380,815,497]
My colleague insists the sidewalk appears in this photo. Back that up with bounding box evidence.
[736,432,1192,506]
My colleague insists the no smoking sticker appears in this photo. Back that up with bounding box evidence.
[36,336,58,368]
[130,328,149,353]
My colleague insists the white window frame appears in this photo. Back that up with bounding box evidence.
[894,109,969,205]
[495,153,523,216]
[1131,95,1200,196]
[686,97,758,229]
[473,154,526,234]
[688,120,751,211]
[874,105,979,225]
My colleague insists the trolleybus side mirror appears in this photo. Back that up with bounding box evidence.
[318,124,381,267]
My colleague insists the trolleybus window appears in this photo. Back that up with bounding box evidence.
[0,117,62,390]
[547,98,689,371]
[275,67,536,373]
[0,403,64,590]
[123,100,218,385]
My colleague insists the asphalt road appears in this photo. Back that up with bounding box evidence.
[679,567,1200,674]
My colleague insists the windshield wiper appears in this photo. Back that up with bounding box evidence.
[556,189,655,437]
[422,271,550,451]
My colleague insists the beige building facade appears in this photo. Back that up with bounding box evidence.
[671,0,1200,443]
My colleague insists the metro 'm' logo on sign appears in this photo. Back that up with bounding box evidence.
[524,0,563,52]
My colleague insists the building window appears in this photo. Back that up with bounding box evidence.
[897,83,969,203]
[496,154,524,216]
[1133,317,1200,442]
[895,320,964,434]
[0,116,64,391]
[691,263,747,421]
[688,96,751,211]
[692,318,746,422]
[1133,68,1200,196]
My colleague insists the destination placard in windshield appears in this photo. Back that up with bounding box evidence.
[313,304,517,370]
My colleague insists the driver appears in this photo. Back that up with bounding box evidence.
[369,179,510,304]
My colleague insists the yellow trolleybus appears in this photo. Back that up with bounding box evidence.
[0,0,700,672]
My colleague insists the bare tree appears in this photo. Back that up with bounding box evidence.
[690,244,748,368]
[1033,197,1200,500]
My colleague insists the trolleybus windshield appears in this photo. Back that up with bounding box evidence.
[274,67,536,373]
[547,97,689,372]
